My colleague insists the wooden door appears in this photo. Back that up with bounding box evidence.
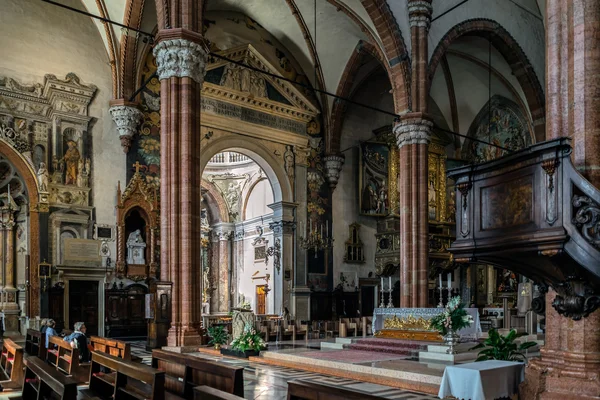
[256,286,266,315]
[68,280,98,336]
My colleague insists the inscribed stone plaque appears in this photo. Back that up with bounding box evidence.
[63,238,101,264]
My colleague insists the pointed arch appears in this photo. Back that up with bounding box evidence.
[428,19,545,142]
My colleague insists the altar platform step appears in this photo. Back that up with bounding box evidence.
[320,337,354,350]
[342,337,430,357]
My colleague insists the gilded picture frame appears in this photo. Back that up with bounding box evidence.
[358,141,391,217]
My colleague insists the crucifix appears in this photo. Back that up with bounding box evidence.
[133,161,142,174]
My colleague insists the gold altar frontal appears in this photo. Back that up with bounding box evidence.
[375,315,444,342]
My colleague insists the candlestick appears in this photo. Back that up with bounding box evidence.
[439,274,442,288]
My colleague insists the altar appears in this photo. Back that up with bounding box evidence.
[373,308,482,341]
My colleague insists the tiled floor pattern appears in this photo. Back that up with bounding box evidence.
[129,341,439,400]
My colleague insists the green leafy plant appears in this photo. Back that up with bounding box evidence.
[470,328,537,362]
[207,325,228,347]
[430,296,473,335]
[230,323,266,352]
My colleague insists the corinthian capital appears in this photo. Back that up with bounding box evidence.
[323,154,345,190]
[153,39,208,84]
[109,104,143,153]
[393,118,433,148]
[408,0,433,29]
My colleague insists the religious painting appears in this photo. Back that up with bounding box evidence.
[463,95,531,163]
[497,269,517,293]
[359,142,390,216]
[254,246,266,263]
[481,175,533,230]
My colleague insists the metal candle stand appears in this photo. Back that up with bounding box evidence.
[386,286,394,308]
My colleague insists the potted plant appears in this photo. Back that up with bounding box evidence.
[221,323,266,358]
[207,325,228,350]
[470,328,537,362]
[429,296,474,354]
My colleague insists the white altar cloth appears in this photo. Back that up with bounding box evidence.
[438,360,525,400]
[373,308,482,340]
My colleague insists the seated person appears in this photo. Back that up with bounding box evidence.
[45,319,58,348]
[40,318,48,334]
[63,322,90,362]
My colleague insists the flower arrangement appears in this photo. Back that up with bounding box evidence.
[430,296,473,335]
[230,323,266,353]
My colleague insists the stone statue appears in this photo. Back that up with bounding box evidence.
[284,145,295,181]
[76,158,84,187]
[85,158,91,176]
[36,162,49,192]
[52,155,58,171]
[126,229,147,265]
[63,140,80,185]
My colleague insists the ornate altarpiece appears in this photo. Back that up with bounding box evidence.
[115,163,159,280]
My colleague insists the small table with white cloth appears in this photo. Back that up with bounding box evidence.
[438,360,525,400]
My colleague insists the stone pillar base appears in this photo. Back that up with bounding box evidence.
[3,310,21,338]
[161,345,202,354]
[166,325,202,348]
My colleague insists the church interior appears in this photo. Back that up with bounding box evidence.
[0,0,598,399]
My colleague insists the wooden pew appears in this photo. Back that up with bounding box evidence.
[25,329,46,359]
[287,380,387,400]
[193,385,245,400]
[0,338,24,388]
[152,349,244,399]
[21,356,78,400]
[83,351,165,400]
[90,336,131,361]
[46,335,89,382]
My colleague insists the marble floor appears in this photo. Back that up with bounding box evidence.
[129,341,440,400]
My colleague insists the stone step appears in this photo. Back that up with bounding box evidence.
[351,338,431,347]
[334,337,354,344]
[343,343,425,356]
[320,341,345,350]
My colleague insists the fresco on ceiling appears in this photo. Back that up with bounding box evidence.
[127,51,160,187]
[204,11,315,101]
[462,95,531,163]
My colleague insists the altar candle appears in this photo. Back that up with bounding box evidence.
[389,276,391,290]
[381,277,384,290]
[447,272,452,290]
[439,274,442,288]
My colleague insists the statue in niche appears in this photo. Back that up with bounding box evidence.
[36,162,49,192]
[126,229,146,265]
[77,158,84,187]
[63,140,80,185]
[376,182,387,215]
[284,145,295,181]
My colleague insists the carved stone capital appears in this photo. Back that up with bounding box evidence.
[408,0,433,29]
[393,118,433,148]
[322,154,345,190]
[153,39,208,84]
[109,105,143,153]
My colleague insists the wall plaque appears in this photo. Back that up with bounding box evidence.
[63,238,102,264]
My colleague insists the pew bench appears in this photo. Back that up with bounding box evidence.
[90,336,131,361]
[25,329,46,359]
[193,385,245,400]
[46,335,89,382]
[80,351,165,400]
[287,380,387,400]
[20,356,78,400]
[152,349,244,399]
[0,338,24,388]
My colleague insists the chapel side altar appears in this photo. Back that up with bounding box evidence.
[373,308,482,342]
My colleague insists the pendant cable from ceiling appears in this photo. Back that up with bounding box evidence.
[41,0,512,154]
[488,33,492,148]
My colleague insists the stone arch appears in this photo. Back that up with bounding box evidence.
[360,0,411,113]
[0,139,41,316]
[120,0,148,99]
[201,136,293,204]
[241,176,270,221]
[328,40,388,154]
[201,178,229,223]
[428,19,545,142]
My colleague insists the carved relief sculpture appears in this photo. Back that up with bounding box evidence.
[37,162,49,192]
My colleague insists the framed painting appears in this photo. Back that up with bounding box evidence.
[359,142,390,216]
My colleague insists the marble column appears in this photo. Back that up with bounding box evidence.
[268,202,297,316]
[154,29,208,348]
[293,149,310,320]
[546,0,600,188]
[394,116,433,308]
[212,223,234,313]
[108,100,143,153]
